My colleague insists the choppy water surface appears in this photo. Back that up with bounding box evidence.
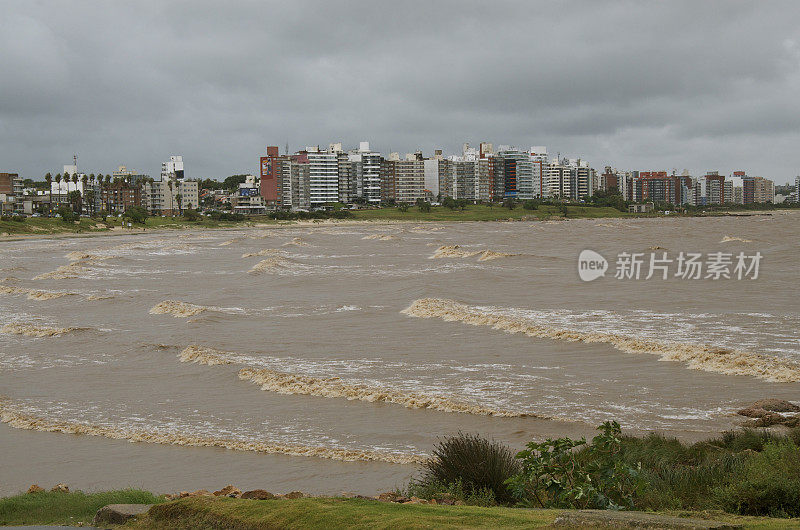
[1,213,799,495]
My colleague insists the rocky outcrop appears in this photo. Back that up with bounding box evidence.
[241,489,277,500]
[26,484,44,494]
[737,399,800,427]
[213,485,242,498]
[282,491,305,500]
[92,504,153,526]
[50,483,69,493]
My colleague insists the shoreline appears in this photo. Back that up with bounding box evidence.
[0,208,789,243]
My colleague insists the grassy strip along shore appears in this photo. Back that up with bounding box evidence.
[1,490,797,529]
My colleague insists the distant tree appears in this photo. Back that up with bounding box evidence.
[222,175,248,190]
[416,198,432,213]
[67,190,82,213]
[397,202,409,213]
[54,174,62,205]
[503,198,516,210]
[122,205,148,225]
[183,209,201,222]
[58,205,78,223]
[523,200,539,211]
[442,197,458,210]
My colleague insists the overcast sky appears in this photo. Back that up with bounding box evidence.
[2,1,800,184]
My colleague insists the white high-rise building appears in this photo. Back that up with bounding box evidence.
[306,149,339,205]
[161,155,185,180]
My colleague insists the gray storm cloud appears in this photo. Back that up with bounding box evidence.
[1,0,799,183]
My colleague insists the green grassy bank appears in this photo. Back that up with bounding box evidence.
[2,492,798,529]
[0,488,164,526]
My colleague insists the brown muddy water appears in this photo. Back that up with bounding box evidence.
[1,213,799,495]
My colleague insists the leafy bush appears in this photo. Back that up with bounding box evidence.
[416,199,432,213]
[182,209,201,222]
[122,206,148,224]
[57,206,78,223]
[506,421,639,510]
[522,200,538,210]
[714,441,800,517]
[502,198,516,210]
[419,432,521,504]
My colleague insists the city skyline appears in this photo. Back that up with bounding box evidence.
[3,2,800,184]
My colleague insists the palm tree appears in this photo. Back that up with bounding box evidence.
[104,175,111,213]
[54,174,62,205]
[80,175,89,215]
[44,173,52,213]
[168,179,175,216]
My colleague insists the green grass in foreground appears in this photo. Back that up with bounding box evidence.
[0,488,164,526]
[2,492,798,528]
[132,497,561,529]
[132,497,800,529]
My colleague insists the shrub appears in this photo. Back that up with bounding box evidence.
[522,200,538,210]
[182,209,201,222]
[57,206,78,223]
[406,479,497,507]
[419,432,521,504]
[714,441,800,517]
[122,206,148,225]
[416,200,432,213]
[502,198,516,210]
[506,421,639,510]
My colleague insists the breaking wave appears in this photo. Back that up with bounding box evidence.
[720,235,753,243]
[179,346,529,417]
[248,256,293,274]
[241,249,282,258]
[431,245,518,261]
[430,245,482,259]
[1,323,86,337]
[283,237,309,246]
[149,300,210,318]
[220,237,244,246]
[477,250,518,261]
[362,234,399,241]
[401,298,800,383]
[0,400,423,464]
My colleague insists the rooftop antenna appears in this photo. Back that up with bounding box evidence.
[285,141,289,156]
[74,154,78,172]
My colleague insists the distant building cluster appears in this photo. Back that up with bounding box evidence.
[0,156,198,217]
[0,143,795,217]
[243,141,784,213]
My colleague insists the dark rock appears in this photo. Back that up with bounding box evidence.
[737,407,768,418]
[282,491,305,499]
[553,509,742,528]
[751,399,800,412]
[213,485,242,497]
[92,504,153,526]
[739,399,800,417]
[241,489,277,500]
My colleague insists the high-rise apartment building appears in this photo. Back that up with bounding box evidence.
[161,155,184,180]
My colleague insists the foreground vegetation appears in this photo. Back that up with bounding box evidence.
[407,423,800,519]
[2,491,798,529]
[0,488,164,526]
